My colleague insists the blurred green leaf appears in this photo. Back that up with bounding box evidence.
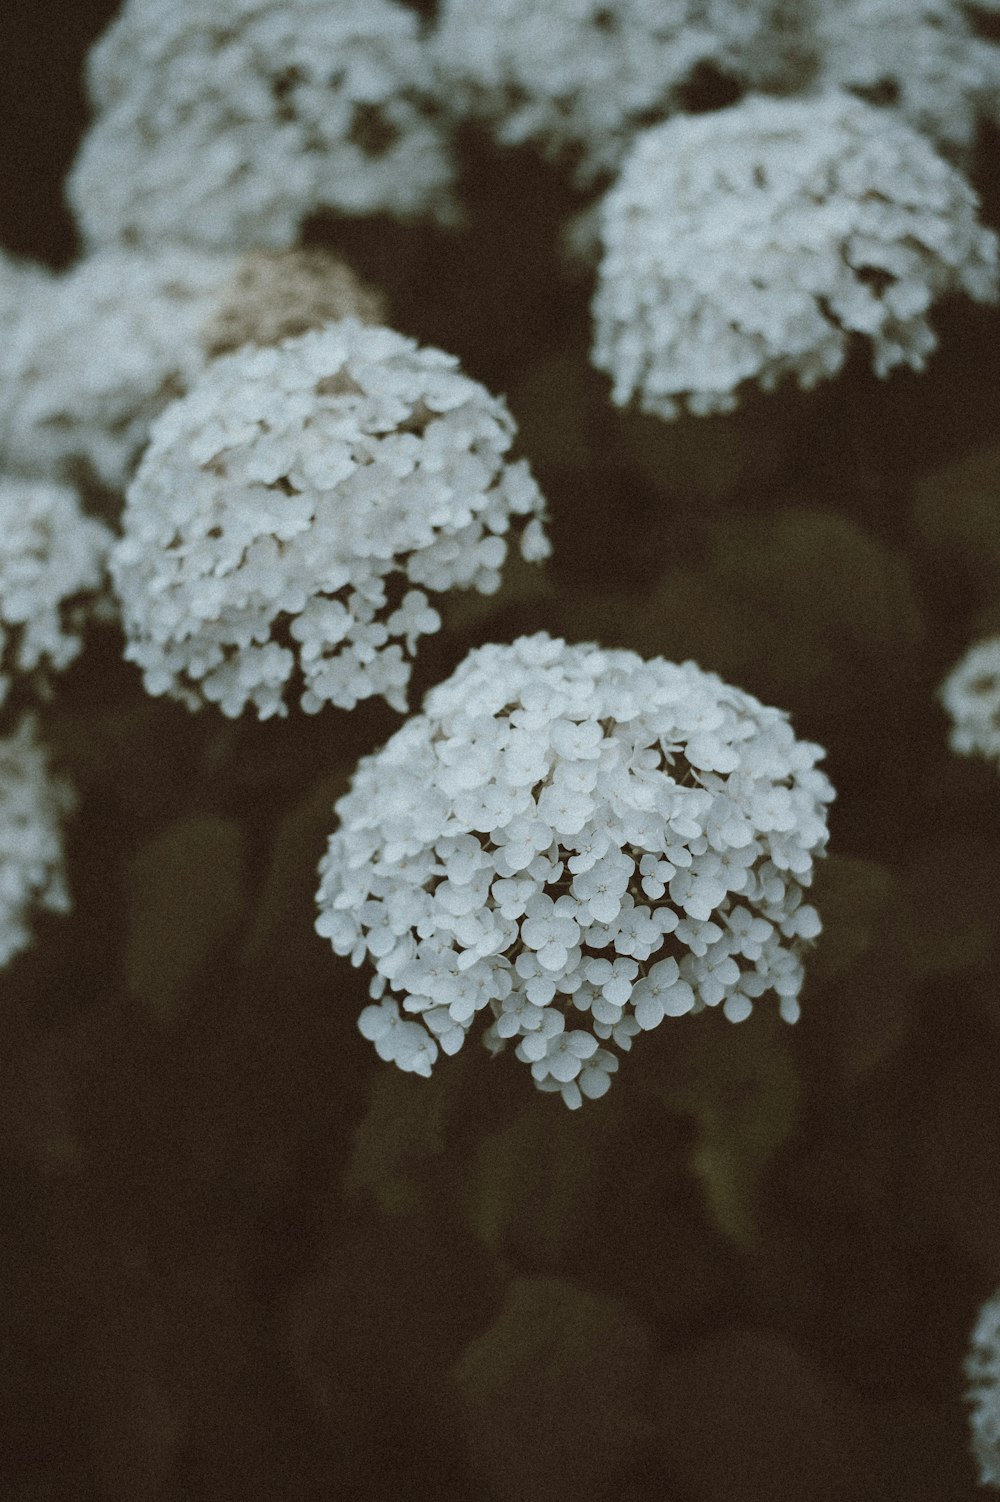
[453,1276,657,1502]
[662,1011,799,1248]
[344,1066,452,1216]
[809,855,897,987]
[462,1094,608,1265]
[243,768,350,967]
[914,442,1000,582]
[126,815,247,1019]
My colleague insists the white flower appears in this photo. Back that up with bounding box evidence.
[811,0,1000,157]
[940,637,1000,765]
[592,92,998,420]
[316,635,834,1106]
[0,246,384,493]
[0,479,112,708]
[433,0,780,184]
[0,716,75,969]
[68,0,457,252]
[966,1285,1000,1487]
[111,322,549,719]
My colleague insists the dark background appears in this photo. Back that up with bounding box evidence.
[5,3,1000,1498]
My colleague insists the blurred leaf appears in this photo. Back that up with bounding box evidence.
[809,855,897,987]
[344,1066,452,1216]
[462,1093,608,1265]
[243,769,349,966]
[126,815,247,1019]
[453,1276,657,1502]
[662,1011,798,1248]
[914,441,1000,581]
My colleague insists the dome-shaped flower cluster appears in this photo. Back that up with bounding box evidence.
[316,634,834,1107]
[0,478,112,708]
[0,246,384,493]
[111,321,550,719]
[591,92,999,419]
[433,0,776,184]
[940,637,1000,764]
[811,0,1000,157]
[0,715,75,970]
[68,0,457,252]
[966,1286,1000,1487]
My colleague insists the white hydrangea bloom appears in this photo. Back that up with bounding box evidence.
[0,246,385,494]
[68,0,457,251]
[0,715,74,969]
[432,0,778,183]
[812,0,1000,156]
[592,93,999,420]
[316,634,834,1108]
[111,321,550,720]
[966,1286,1000,1488]
[940,637,1000,764]
[0,478,113,708]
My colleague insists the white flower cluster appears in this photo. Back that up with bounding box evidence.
[0,715,74,970]
[812,0,1000,156]
[591,93,999,419]
[316,635,833,1108]
[68,0,457,252]
[940,637,1000,765]
[111,321,550,719]
[433,0,775,183]
[0,478,112,708]
[0,246,384,494]
[966,1286,1000,1488]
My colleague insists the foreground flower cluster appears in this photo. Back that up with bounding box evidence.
[316,635,834,1106]
[112,321,550,718]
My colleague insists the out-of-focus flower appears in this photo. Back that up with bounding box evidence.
[592,92,998,419]
[432,0,778,184]
[0,478,113,708]
[111,321,550,719]
[68,0,458,252]
[940,637,1000,764]
[966,1286,1000,1487]
[0,715,74,969]
[316,634,833,1107]
[811,0,1000,157]
[0,246,384,493]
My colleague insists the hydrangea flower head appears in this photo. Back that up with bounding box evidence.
[966,1286,1000,1487]
[0,716,74,969]
[433,0,776,184]
[940,637,1000,764]
[591,92,999,419]
[111,321,550,719]
[0,478,113,708]
[68,0,457,251]
[316,635,834,1108]
[812,0,1000,156]
[0,246,385,493]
